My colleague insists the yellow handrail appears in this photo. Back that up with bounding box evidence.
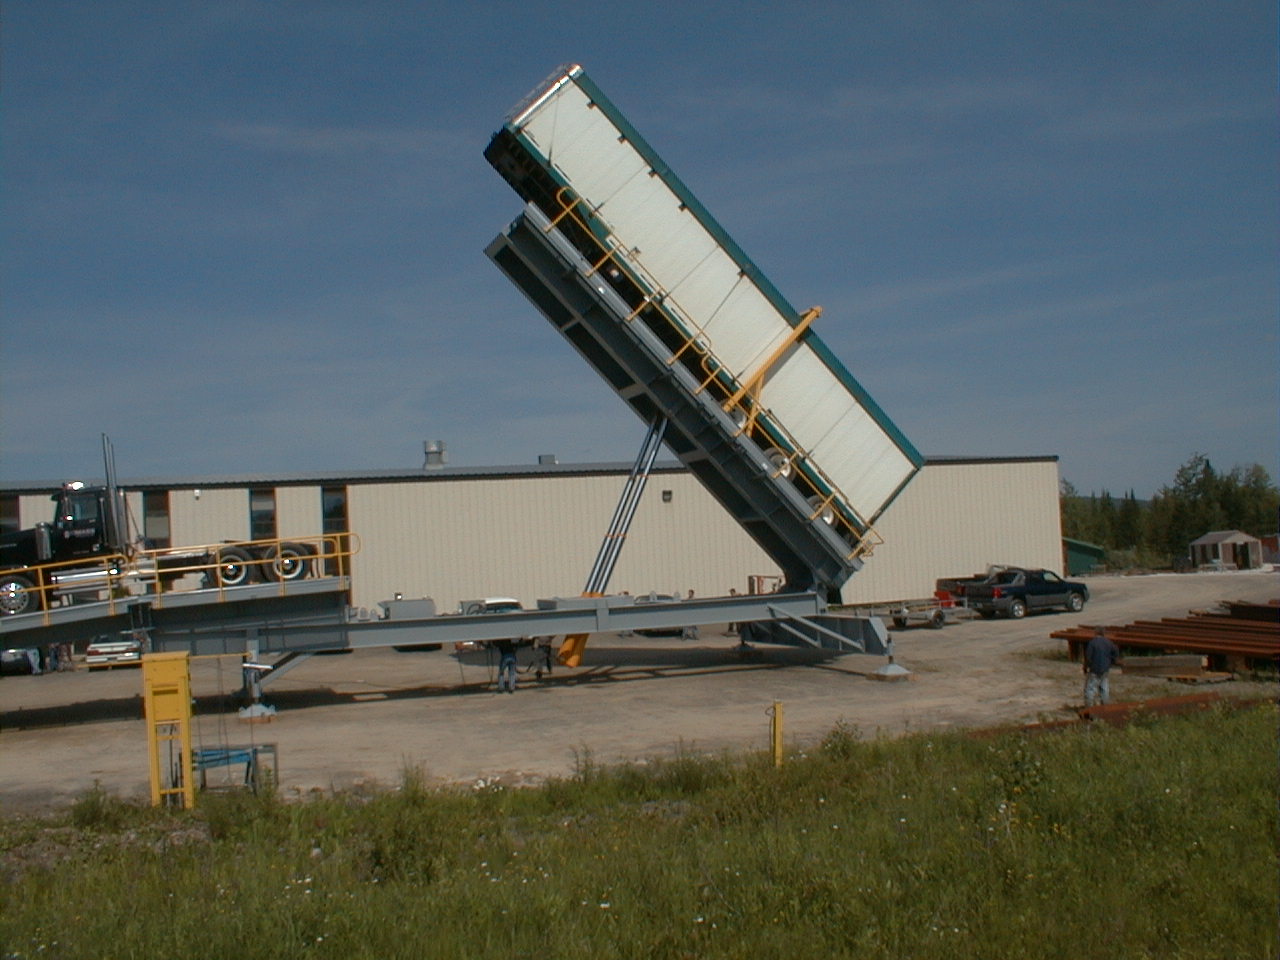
[3,532,360,622]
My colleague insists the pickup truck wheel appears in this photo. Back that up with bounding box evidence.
[1007,598,1027,619]
[0,574,38,616]
[214,547,256,588]
[1065,592,1085,613]
[261,543,311,582]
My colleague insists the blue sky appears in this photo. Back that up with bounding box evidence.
[2,1,1275,496]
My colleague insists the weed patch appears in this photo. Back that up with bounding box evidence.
[1,705,1275,959]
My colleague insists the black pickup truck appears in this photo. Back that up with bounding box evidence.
[936,566,1088,619]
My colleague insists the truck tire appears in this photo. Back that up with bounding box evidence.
[807,495,836,526]
[261,543,312,582]
[927,608,947,629]
[1007,598,1027,619]
[213,547,256,588]
[763,447,793,478]
[1065,592,1085,613]
[0,574,38,616]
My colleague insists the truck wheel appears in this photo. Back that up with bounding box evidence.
[763,447,793,478]
[0,574,38,616]
[927,608,947,629]
[214,547,256,588]
[261,543,311,582]
[1065,592,1085,613]
[1007,598,1027,619]
[807,496,836,526]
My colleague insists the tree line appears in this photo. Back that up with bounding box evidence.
[1061,453,1278,569]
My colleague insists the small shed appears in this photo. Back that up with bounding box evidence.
[1063,537,1106,575]
[1189,530,1263,571]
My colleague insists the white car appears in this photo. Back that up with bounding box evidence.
[454,598,524,653]
[85,635,143,670]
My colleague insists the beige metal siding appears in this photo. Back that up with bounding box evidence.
[276,487,320,540]
[169,488,249,547]
[841,460,1064,604]
[18,494,52,529]
[7,459,1062,612]
[345,473,777,612]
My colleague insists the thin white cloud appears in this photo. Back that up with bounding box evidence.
[214,121,472,161]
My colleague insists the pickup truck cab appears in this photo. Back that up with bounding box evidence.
[955,567,1088,619]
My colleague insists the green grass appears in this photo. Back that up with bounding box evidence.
[2,704,1276,959]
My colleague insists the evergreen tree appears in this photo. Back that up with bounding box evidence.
[1059,456,1278,568]
[1116,490,1142,549]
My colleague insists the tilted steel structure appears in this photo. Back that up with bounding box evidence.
[485,63,922,597]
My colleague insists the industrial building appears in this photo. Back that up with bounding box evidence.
[1,452,1063,613]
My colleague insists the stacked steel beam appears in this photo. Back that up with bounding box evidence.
[1052,599,1279,671]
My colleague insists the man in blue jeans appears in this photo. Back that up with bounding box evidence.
[1083,628,1119,706]
[494,638,518,693]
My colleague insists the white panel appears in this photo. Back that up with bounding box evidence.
[696,280,795,373]
[812,428,913,515]
[596,176,714,278]
[526,85,649,209]
[521,83,606,167]
[522,82,801,380]
[510,74,921,526]
[757,347,915,516]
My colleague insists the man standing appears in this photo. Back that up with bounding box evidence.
[1082,628,1119,707]
[494,638,518,693]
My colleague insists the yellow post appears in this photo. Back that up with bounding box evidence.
[770,700,784,768]
[143,651,195,809]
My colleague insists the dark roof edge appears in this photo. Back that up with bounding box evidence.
[0,454,1059,494]
[922,455,1060,467]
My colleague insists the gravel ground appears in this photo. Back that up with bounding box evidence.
[1,569,1274,811]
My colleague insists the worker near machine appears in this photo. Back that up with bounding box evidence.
[534,636,554,680]
[494,638,518,693]
[1082,628,1119,707]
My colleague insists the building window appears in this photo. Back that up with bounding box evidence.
[321,486,349,575]
[321,486,348,534]
[0,495,17,538]
[142,491,171,548]
[250,488,277,541]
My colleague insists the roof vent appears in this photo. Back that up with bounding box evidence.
[538,454,558,465]
[423,440,447,470]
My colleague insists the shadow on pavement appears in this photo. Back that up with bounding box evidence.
[1,642,860,729]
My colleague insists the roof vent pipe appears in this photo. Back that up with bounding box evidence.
[423,440,447,470]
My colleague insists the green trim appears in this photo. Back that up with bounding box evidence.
[508,68,923,469]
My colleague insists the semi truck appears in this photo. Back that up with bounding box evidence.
[0,479,327,617]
